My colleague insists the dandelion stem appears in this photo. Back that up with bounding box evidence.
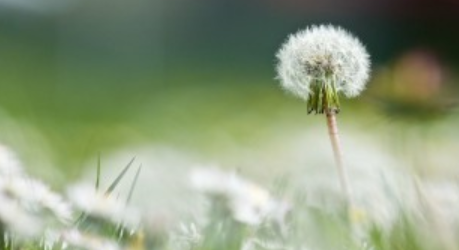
[325,110,352,206]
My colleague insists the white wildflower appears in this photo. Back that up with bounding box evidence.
[276,24,370,113]
[0,194,42,237]
[191,168,290,225]
[32,180,74,223]
[0,174,74,237]
[0,176,72,223]
[67,183,140,228]
[61,229,121,250]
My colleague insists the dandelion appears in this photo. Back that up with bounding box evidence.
[276,24,371,206]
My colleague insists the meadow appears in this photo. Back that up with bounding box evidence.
[1,2,459,249]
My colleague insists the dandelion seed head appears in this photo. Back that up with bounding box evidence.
[276,24,370,101]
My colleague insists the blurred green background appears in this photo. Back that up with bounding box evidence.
[1,0,459,182]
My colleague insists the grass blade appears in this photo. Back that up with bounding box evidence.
[105,157,136,195]
[126,164,142,205]
[95,153,101,191]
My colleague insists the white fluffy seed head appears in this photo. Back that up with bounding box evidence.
[276,24,370,100]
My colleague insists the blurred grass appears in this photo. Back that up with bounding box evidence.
[1,30,459,185]
[0,36,308,179]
